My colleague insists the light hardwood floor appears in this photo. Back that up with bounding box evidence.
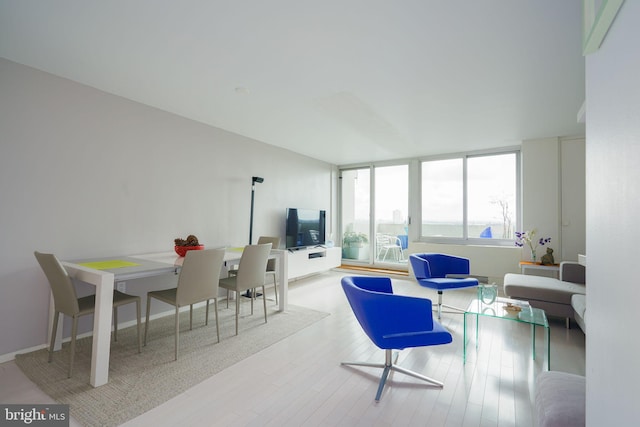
[0,271,585,426]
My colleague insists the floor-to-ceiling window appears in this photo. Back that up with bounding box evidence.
[340,164,408,267]
[374,164,408,265]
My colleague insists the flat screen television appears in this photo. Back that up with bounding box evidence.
[285,208,326,249]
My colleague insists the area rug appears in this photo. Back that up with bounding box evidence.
[15,302,329,427]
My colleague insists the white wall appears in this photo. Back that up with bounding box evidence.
[522,137,585,262]
[0,58,335,357]
[585,2,639,425]
[522,137,560,260]
[561,138,586,261]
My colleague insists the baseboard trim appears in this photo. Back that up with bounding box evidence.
[336,264,410,277]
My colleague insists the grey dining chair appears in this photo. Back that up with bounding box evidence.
[219,243,272,335]
[144,248,226,361]
[34,251,142,378]
[228,236,280,304]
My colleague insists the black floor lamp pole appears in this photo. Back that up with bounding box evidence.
[249,182,255,245]
[245,176,263,298]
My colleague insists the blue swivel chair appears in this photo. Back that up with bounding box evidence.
[341,276,453,401]
[409,253,480,319]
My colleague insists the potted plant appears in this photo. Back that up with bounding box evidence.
[342,231,369,260]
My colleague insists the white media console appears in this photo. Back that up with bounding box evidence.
[287,246,341,280]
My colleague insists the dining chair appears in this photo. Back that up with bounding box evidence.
[34,251,142,378]
[375,233,404,262]
[144,248,225,361]
[227,236,280,304]
[341,276,453,401]
[219,243,272,335]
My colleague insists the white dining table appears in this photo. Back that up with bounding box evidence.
[53,248,288,387]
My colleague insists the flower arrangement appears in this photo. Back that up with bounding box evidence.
[514,229,551,263]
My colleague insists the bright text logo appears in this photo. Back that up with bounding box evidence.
[1,405,68,426]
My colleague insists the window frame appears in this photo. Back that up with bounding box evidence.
[418,147,521,246]
[338,159,412,265]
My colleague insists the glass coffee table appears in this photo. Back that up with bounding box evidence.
[463,297,550,370]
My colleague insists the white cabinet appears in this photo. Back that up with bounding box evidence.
[288,246,341,280]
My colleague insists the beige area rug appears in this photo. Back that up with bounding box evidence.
[15,302,329,427]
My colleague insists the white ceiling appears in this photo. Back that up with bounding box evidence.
[0,0,585,165]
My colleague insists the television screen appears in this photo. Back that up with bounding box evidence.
[285,208,326,249]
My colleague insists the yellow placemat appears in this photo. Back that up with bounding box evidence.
[78,260,140,270]
[228,247,245,252]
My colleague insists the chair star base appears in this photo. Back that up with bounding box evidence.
[342,349,444,401]
[433,291,470,319]
[434,302,467,319]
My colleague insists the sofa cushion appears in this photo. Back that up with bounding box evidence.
[560,262,586,284]
[535,371,585,427]
[504,273,586,305]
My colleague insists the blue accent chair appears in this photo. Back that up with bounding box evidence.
[409,253,480,319]
[341,276,453,401]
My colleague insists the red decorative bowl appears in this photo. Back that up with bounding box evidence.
[174,245,205,257]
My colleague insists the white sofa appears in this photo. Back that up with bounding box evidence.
[571,294,586,333]
[503,262,586,329]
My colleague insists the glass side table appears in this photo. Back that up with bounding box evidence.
[463,297,550,370]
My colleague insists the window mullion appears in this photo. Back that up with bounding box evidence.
[462,156,468,240]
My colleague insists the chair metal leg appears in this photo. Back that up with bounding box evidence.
[262,285,267,324]
[205,299,210,326]
[213,298,220,343]
[376,365,392,401]
[341,349,444,401]
[144,294,152,346]
[174,306,179,361]
[373,350,399,400]
[235,293,240,335]
[189,304,193,330]
[135,298,141,353]
[392,365,444,387]
[69,316,78,378]
[113,306,118,341]
[48,311,59,363]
